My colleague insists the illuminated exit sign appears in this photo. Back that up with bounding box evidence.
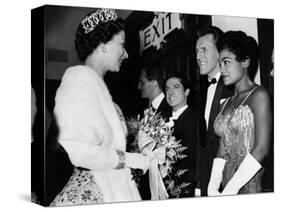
[139,12,181,53]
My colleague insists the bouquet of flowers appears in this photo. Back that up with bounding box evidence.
[127,107,189,199]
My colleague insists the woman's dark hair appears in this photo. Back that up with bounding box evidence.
[218,30,259,80]
[75,16,125,62]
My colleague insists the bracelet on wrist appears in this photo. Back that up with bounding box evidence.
[114,149,126,169]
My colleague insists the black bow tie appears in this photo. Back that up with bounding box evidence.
[206,78,217,87]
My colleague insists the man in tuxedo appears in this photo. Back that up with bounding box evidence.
[137,65,172,200]
[138,65,172,121]
[196,26,233,194]
[164,73,203,198]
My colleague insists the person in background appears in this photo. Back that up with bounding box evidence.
[138,65,172,121]
[50,8,153,206]
[208,31,272,196]
[136,65,172,200]
[196,26,233,195]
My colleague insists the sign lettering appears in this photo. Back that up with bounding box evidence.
[139,12,181,52]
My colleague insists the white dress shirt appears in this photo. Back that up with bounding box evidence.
[204,72,221,129]
[151,92,165,110]
[166,105,188,128]
[171,105,188,120]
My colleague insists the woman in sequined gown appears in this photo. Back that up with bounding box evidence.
[207,31,272,196]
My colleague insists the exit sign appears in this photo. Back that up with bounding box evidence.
[139,13,182,53]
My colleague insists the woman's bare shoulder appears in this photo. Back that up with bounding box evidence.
[248,86,271,109]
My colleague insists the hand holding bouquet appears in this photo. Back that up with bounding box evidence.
[127,107,188,199]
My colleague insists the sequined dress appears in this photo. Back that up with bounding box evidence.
[213,86,263,194]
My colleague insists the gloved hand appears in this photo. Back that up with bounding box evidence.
[125,152,150,174]
[221,153,262,195]
[208,158,226,196]
[151,146,166,165]
[138,130,165,165]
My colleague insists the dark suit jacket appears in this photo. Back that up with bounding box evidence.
[155,97,172,122]
[199,76,233,187]
[165,107,201,198]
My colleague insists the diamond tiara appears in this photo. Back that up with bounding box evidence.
[81,8,118,34]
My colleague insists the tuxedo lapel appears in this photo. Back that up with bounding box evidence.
[173,107,193,140]
[173,108,189,130]
[208,77,224,133]
[200,77,209,114]
[156,98,172,121]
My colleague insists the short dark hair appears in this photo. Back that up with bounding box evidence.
[165,72,191,90]
[197,26,224,49]
[219,30,259,80]
[75,15,125,62]
[142,65,164,91]
[165,72,194,107]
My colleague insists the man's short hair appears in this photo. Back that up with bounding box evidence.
[197,26,224,49]
[142,65,164,91]
[165,72,191,90]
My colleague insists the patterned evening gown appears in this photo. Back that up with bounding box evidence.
[213,86,263,194]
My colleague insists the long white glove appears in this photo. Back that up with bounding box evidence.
[208,158,226,196]
[221,153,262,195]
[125,152,150,173]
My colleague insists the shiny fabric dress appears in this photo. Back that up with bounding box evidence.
[213,87,263,194]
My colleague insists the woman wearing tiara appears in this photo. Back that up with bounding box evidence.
[50,9,152,206]
[207,31,272,196]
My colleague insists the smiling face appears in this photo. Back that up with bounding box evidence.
[196,34,220,77]
[219,49,247,86]
[104,30,128,72]
[165,77,189,112]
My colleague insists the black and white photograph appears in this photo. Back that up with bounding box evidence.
[31,3,274,207]
[0,0,279,211]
